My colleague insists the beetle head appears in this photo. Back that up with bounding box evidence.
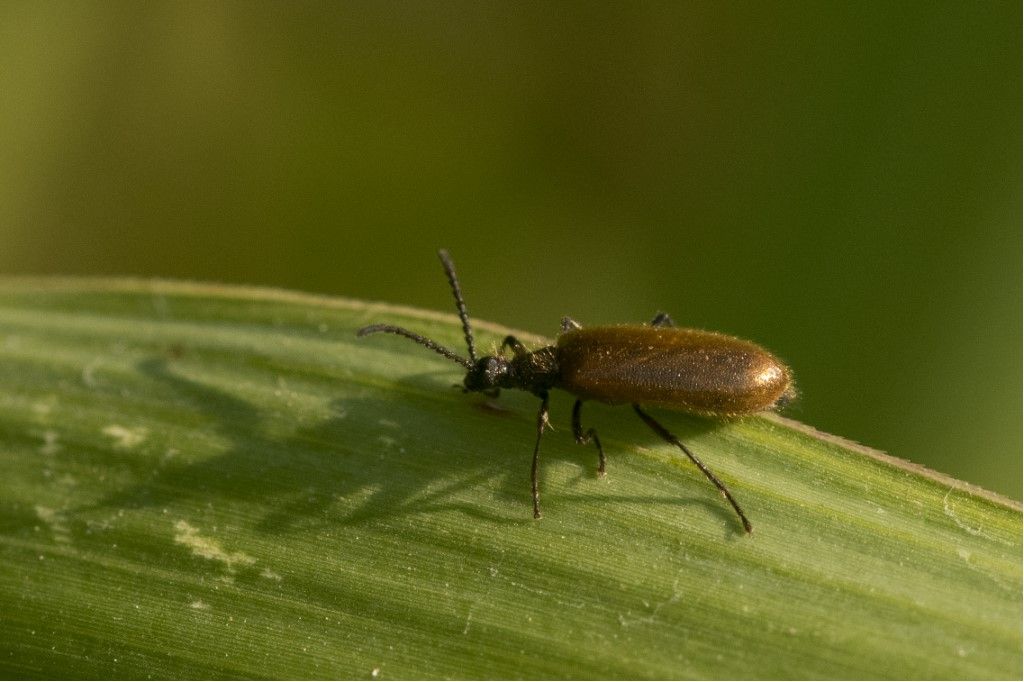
[463,355,509,393]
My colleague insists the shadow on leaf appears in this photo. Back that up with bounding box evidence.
[77,356,737,535]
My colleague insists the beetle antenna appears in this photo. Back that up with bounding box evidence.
[437,249,477,363]
[357,324,472,369]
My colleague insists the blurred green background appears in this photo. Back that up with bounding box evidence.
[0,2,1019,498]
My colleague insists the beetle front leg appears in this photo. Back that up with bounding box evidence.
[572,399,606,476]
[530,391,551,519]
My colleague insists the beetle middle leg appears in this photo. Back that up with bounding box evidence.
[572,399,606,476]
[530,391,551,519]
[632,404,752,534]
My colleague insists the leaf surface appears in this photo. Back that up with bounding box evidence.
[0,280,1019,679]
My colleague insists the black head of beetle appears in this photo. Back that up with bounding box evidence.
[463,356,509,393]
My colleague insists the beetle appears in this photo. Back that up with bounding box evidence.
[357,250,795,533]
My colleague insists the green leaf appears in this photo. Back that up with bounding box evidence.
[0,279,1019,679]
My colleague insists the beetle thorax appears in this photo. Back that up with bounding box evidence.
[463,346,560,395]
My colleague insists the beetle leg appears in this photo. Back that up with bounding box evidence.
[632,404,752,534]
[501,335,527,356]
[530,391,550,519]
[649,312,675,328]
[572,399,606,476]
[560,316,583,333]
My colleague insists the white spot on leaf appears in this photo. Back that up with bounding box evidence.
[82,360,100,387]
[35,506,70,543]
[173,520,255,573]
[32,401,54,417]
[260,568,283,582]
[102,425,148,449]
[39,430,61,455]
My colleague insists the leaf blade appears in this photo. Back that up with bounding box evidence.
[0,279,1019,679]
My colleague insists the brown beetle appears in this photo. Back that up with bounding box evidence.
[358,250,795,533]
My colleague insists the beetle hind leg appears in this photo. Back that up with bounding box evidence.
[632,404,752,534]
[572,399,607,476]
[650,312,675,328]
